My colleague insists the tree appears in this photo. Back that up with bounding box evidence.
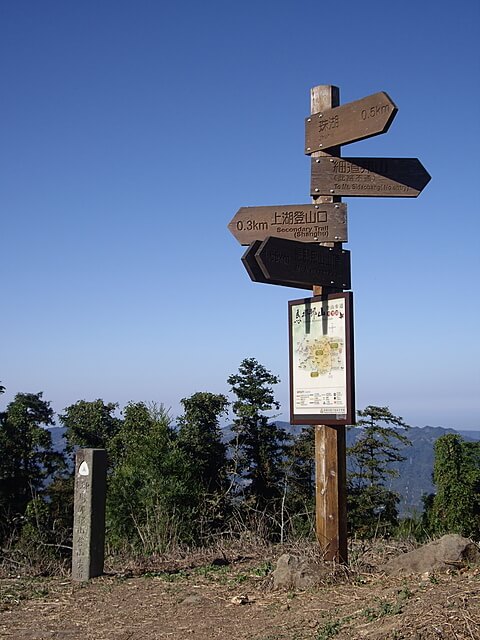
[107,402,199,552]
[177,391,229,494]
[59,399,122,462]
[424,434,480,539]
[227,358,287,513]
[347,405,411,538]
[283,425,316,537]
[0,392,64,539]
[176,392,230,536]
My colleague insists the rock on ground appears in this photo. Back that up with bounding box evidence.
[381,534,480,575]
[272,553,332,590]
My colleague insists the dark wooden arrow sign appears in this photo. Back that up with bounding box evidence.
[241,241,311,289]
[305,92,397,154]
[241,239,350,290]
[229,203,348,245]
[311,156,431,197]
[242,241,270,284]
[254,237,351,290]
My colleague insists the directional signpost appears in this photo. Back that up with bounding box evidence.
[256,237,350,290]
[305,91,397,154]
[228,84,430,564]
[229,203,348,245]
[311,157,431,197]
[241,240,304,289]
[242,238,350,290]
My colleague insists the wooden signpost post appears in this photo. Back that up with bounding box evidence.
[229,84,429,564]
[308,85,348,563]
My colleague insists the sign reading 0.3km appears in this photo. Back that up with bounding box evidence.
[288,292,355,426]
[228,203,347,245]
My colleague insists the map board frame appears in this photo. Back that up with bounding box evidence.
[289,292,355,426]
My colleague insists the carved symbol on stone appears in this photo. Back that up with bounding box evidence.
[78,461,89,476]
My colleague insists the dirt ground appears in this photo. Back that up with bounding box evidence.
[1,544,479,640]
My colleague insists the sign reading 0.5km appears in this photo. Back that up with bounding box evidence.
[288,292,355,426]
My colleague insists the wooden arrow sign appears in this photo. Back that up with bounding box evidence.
[311,157,431,197]
[241,241,270,284]
[229,203,348,245]
[305,92,397,154]
[241,239,350,290]
[255,237,351,290]
[241,241,312,289]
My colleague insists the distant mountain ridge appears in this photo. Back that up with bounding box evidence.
[48,423,480,515]
[274,423,480,515]
[238,422,480,515]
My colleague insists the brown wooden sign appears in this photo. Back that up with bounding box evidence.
[229,204,348,245]
[241,241,273,286]
[241,241,312,289]
[305,92,397,154]
[311,156,431,197]
[255,237,351,290]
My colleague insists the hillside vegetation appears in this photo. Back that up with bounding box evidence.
[1,364,479,573]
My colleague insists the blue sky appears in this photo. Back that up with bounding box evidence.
[1,0,479,429]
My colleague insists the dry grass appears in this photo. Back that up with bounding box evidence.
[1,538,479,639]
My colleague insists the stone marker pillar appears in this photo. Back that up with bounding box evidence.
[72,448,107,581]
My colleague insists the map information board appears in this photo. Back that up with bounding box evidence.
[289,292,355,425]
